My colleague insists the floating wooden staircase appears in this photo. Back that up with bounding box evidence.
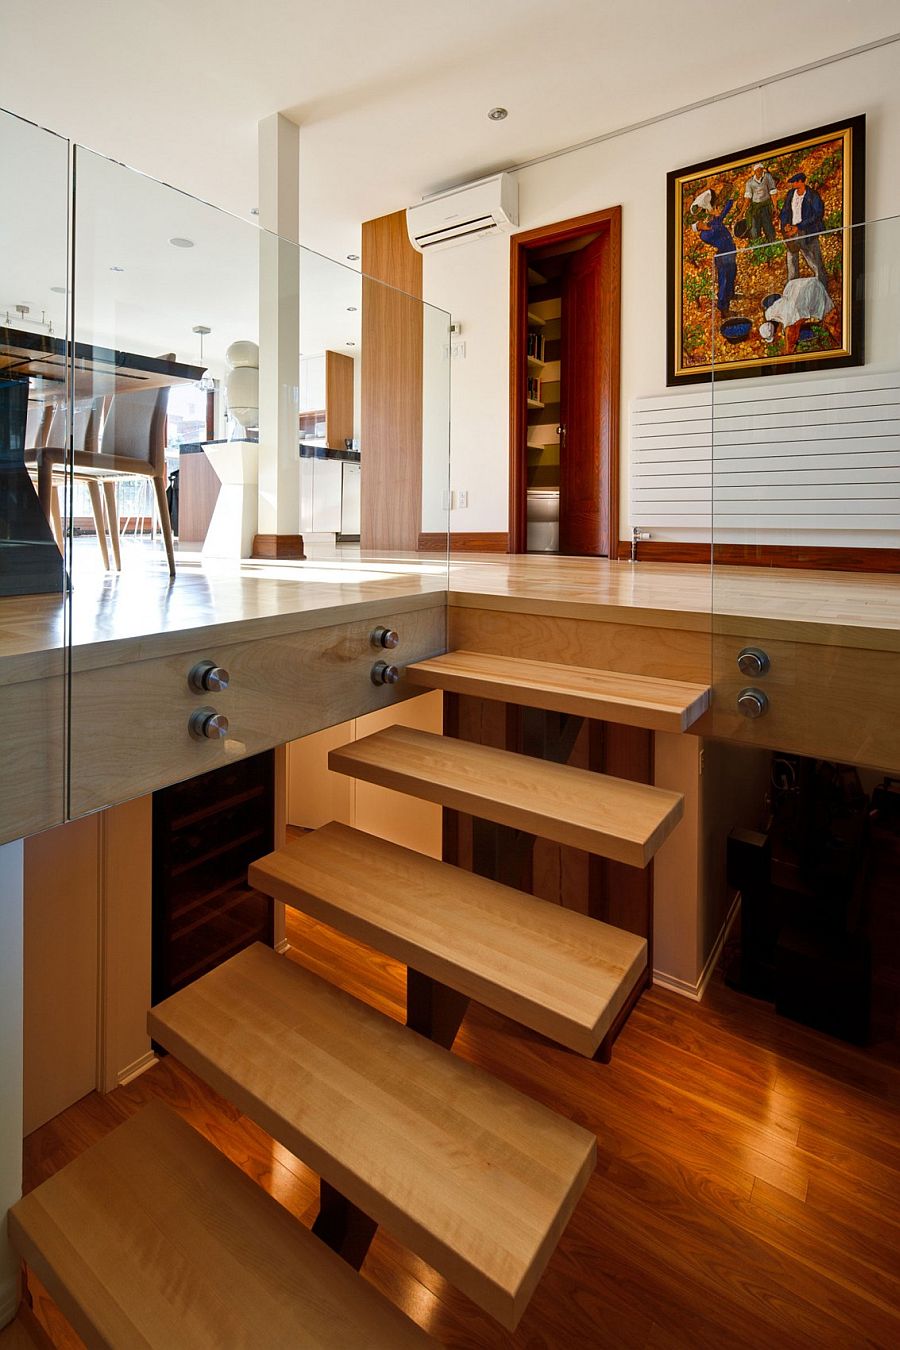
[249,821,647,1057]
[9,1102,431,1348]
[148,942,596,1331]
[13,647,699,1344]
[407,649,710,733]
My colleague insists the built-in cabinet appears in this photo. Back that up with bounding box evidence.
[299,350,355,449]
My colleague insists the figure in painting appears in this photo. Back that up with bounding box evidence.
[780,172,828,286]
[743,162,777,241]
[759,277,838,355]
[693,198,737,316]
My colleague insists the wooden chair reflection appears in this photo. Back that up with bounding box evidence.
[27,399,113,566]
[29,385,176,576]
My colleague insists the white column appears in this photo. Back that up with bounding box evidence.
[257,113,301,540]
[0,839,24,1327]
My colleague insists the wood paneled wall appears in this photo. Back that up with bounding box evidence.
[361,210,423,551]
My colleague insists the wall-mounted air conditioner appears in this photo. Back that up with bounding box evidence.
[406,172,519,253]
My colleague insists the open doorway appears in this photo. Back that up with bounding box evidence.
[508,207,621,556]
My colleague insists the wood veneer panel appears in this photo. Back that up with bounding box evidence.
[175,452,220,546]
[11,1102,430,1349]
[324,350,354,449]
[149,943,596,1330]
[361,210,423,551]
[407,649,710,732]
[329,725,683,867]
[250,821,647,1055]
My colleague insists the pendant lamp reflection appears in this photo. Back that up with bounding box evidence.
[192,325,216,391]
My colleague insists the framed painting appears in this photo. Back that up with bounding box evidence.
[666,115,865,384]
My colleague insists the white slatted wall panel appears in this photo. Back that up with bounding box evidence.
[631,371,900,536]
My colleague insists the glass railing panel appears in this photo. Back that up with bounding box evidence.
[0,108,71,842]
[711,214,900,768]
[65,146,450,816]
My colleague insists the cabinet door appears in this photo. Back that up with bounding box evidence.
[312,459,343,532]
[341,463,361,536]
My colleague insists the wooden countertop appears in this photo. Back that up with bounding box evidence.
[2,551,899,687]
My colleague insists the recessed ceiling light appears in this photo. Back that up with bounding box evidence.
[488,106,508,121]
[346,341,356,347]
[109,265,125,272]
[347,306,357,312]
[50,286,67,294]
[346,253,359,261]
[250,207,259,216]
[169,237,194,248]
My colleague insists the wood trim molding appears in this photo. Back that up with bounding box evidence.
[252,534,306,560]
[418,532,509,553]
[617,538,900,573]
[509,206,621,556]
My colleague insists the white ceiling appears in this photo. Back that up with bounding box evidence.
[4,0,899,267]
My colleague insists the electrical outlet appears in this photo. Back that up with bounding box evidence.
[457,490,469,509]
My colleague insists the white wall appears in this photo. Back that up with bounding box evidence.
[423,43,900,540]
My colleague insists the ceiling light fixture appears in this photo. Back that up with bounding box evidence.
[169,237,195,248]
[488,106,508,121]
[346,341,356,347]
[346,253,359,261]
[347,306,357,312]
[192,325,216,392]
[50,286,67,294]
[109,265,125,273]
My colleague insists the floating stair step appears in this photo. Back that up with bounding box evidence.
[407,650,710,733]
[149,944,596,1330]
[250,822,647,1057]
[9,1103,431,1350]
[329,725,683,868]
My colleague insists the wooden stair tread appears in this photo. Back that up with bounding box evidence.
[407,649,710,733]
[9,1102,431,1350]
[329,725,683,867]
[148,943,596,1330]
[250,822,647,1056]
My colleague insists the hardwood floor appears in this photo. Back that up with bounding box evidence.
[22,911,900,1348]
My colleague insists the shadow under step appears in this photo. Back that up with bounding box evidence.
[329,725,683,868]
[9,1102,430,1349]
[407,650,710,733]
[0,1308,54,1350]
[148,943,596,1331]
[250,821,647,1057]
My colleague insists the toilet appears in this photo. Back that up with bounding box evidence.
[526,486,560,552]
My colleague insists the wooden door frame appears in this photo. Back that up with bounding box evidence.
[508,206,622,555]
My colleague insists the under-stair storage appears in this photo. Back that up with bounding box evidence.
[250,821,647,1056]
[148,942,596,1330]
[9,1102,430,1348]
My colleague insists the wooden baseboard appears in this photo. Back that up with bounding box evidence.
[252,534,306,560]
[418,532,509,553]
[617,538,900,573]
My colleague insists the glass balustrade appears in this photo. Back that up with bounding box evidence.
[0,123,451,835]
